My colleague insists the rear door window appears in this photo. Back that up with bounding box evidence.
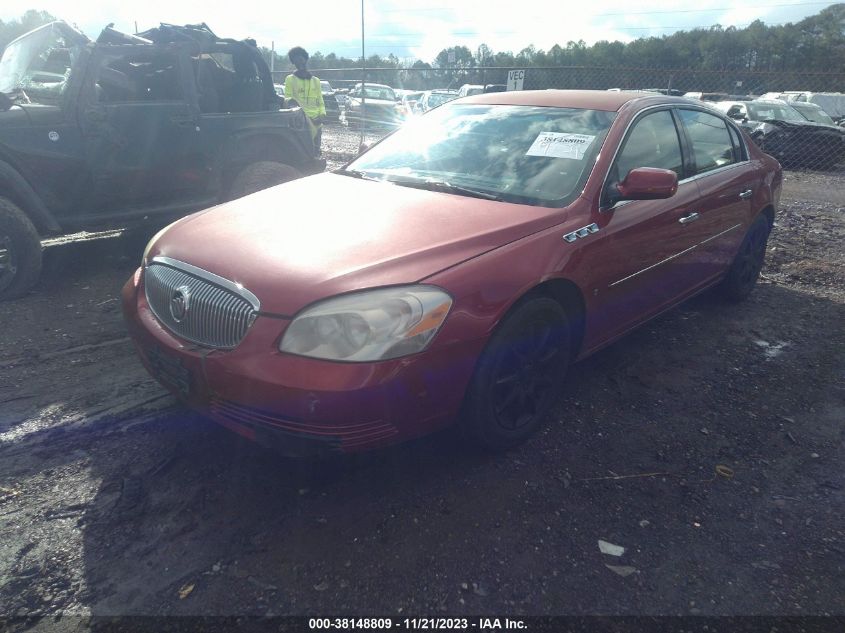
[677,109,736,175]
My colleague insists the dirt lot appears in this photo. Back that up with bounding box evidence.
[1,124,843,622]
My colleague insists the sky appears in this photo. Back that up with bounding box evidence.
[1,0,838,64]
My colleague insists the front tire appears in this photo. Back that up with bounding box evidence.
[0,197,42,301]
[718,214,771,302]
[461,297,571,452]
[227,161,302,201]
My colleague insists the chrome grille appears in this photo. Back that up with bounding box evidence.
[144,257,259,349]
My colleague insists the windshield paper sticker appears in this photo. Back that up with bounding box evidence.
[526,132,596,159]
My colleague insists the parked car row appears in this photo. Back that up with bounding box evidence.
[339,84,464,127]
[678,90,845,169]
[711,99,845,169]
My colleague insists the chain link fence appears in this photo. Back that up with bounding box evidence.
[276,65,845,173]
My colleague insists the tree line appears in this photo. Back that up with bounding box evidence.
[3,4,843,78]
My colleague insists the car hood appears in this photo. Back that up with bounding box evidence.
[147,173,565,315]
[752,118,844,133]
[351,98,395,106]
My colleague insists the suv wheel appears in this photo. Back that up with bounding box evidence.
[227,161,302,200]
[0,197,42,301]
[461,297,571,452]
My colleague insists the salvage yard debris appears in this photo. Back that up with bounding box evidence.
[598,540,626,557]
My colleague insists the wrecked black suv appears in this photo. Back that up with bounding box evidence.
[0,21,324,300]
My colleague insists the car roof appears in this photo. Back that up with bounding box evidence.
[461,89,697,112]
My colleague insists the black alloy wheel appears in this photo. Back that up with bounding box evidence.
[462,297,571,451]
[719,214,771,302]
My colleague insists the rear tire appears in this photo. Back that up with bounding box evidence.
[461,297,571,452]
[718,214,771,302]
[227,161,302,201]
[0,197,42,301]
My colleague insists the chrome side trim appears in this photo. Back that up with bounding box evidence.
[148,256,260,311]
[608,222,743,288]
[699,222,742,245]
[609,243,699,288]
[679,161,748,184]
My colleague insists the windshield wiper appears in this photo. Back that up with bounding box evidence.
[384,176,503,201]
[334,168,381,181]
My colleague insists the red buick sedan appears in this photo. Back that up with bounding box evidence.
[122,90,782,454]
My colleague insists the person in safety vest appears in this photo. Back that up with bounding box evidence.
[284,46,326,154]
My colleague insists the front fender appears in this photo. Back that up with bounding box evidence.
[0,159,61,234]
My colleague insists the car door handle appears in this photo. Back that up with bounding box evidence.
[170,115,195,127]
[739,189,753,199]
[679,212,700,225]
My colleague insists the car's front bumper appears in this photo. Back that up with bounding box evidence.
[122,271,483,455]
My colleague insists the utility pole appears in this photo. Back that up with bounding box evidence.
[360,0,367,150]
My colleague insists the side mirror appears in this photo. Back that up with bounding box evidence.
[729,111,746,121]
[615,167,678,202]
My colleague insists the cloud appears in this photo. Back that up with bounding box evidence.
[1,0,834,63]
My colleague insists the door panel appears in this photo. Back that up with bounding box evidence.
[586,181,707,343]
[80,47,209,214]
[691,166,755,274]
[585,108,712,345]
[676,109,754,278]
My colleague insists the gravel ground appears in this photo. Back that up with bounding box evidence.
[0,126,843,622]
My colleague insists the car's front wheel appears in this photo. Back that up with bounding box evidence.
[227,161,302,200]
[461,297,571,452]
[0,197,42,301]
[718,213,771,301]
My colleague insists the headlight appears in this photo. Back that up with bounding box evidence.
[279,285,452,362]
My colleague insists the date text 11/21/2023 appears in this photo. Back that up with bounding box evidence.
[307,618,527,630]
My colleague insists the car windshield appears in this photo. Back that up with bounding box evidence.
[346,104,616,207]
[427,92,457,107]
[359,86,395,100]
[793,105,836,126]
[321,80,332,91]
[0,22,84,104]
[747,102,805,122]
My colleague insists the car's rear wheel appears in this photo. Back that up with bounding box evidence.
[0,197,42,301]
[461,297,571,452]
[718,214,771,302]
[227,161,302,200]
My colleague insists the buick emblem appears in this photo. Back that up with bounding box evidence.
[170,285,191,323]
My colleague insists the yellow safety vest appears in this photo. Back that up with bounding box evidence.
[284,74,326,138]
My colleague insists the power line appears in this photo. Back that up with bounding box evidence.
[373,0,831,14]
